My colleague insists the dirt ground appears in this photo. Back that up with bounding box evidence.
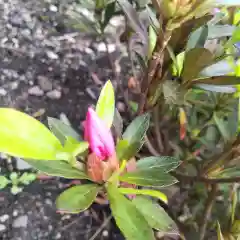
[0,0,128,239]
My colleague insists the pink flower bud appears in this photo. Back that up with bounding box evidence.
[84,108,115,160]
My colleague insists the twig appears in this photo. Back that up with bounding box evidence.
[144,135,160,156]
[199,184,218,240]
[89,215,112,240]
[153,105,164,153]
[173,172,240,184]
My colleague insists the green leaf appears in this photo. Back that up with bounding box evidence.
[11,186,22,195]
[19,173,36,185]
[0,176,9,189]
[107,184,155,240]
[208,25,236,39]
[25,159,90,179]
[48,117,81,145]
[103,1,116,28]
[116,139,139,161]
[120,169,178,187]
[0,108,63,160]
[137,156,181,173]
[186,25,208,51]
[200,60,235,77]
[96,80,115,128]
[62,137,89,157]
[193,84,236,93]
[132,196,178,233]
[182,48,213,82]
[56,184,100,213]
[123,113,150,150]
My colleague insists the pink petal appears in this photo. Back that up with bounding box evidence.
[84,108,115,159]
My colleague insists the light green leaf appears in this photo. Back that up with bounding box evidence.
[208,25,236,39]
[0,176,9,189]
[48,117,81,145]
[132,196,178,233]
[18,173,36,185]
[96,80,115,128]
[216,0,240,6]
[56,184,100,213]
[25,159,90,179]
[107,183,155,240]
[120,169,178,187]
[136,156,181,173]
[0,108,63,160]
[217,221,224,240]
[182,48,213,82]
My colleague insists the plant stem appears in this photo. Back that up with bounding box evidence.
[144,135,160,156]
[153,105,164,153]
[199,184,217,240]
[173,172,240,184]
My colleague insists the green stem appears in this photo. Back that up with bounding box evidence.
[119,187,168,204]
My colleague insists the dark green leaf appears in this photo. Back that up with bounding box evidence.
[96,80,115,128]
[48,117,81,145]
[103,1,116,27]
[56,184,100,213]
[120,169,178,187]
[137,156,181,173]
[186,25,208,51]
[0,108,63,160]
[182,48,213,82]
[132,196,178,233]
[123,113,150,150]
[107,184,154,240]
[25,159,90,179]
[0,176,9,189]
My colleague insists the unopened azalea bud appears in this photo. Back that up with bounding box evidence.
[84,108,115,160]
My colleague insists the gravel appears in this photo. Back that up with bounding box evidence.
[13,215,28,228]
[28,86,44,97]
[46,89,62,99]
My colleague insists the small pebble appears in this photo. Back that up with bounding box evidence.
[117,102,125,112]
[49,5,58,12]
[37,76,52,91]
[0,224,6,232]
[102,230,109,237]
[12,210,18,217]
[0,214,9,223]
[13,215,28,228]
[46,51,58,60]
[46,90,62,99]
[0,88,7,96]
[28,86,44,96]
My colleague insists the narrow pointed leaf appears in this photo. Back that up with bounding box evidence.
[0,108,63,160]
[192,76,240,85]
[96,80,115,128]
[56,184,100,213]
[107,184,155,240]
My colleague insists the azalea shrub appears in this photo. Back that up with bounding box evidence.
[0,80,180,239]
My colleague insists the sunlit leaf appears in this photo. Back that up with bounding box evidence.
[96,80,115,128]
[56,184,100,213]
[0,108,63,160]
[0,176,9,189]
